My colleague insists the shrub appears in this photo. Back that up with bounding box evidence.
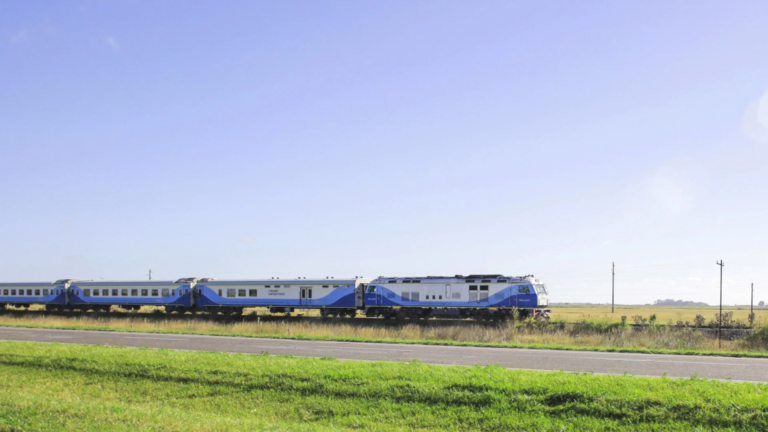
[741,325,768,350]
[649,314,657,325]
[620,316,627,326]
[694,315,706,327]
[632,315,646,325]
[714,312,734,328]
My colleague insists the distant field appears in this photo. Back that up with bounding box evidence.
[1,341,766,431]
[552,305,768,326]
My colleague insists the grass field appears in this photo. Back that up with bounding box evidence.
[1,341,767,431]
[551,305,768,326]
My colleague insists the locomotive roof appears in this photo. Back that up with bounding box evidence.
[372,275,528,282]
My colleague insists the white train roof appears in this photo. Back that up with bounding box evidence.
[371,275,532,283]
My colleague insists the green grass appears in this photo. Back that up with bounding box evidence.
[0,341,767,431]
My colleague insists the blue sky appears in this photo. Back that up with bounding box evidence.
[2,1,767,304]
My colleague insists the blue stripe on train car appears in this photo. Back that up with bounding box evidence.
[67,286,193,307]
[0,286,68,306]
[195,285,356,309]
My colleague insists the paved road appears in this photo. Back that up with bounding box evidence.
[1,326,766,382]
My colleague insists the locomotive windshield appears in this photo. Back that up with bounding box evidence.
[534,284,548,295]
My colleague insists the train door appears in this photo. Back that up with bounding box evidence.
[445,284,451,301]
[516,285,535,309]
[364,285,379,306]
[301,287,312,305]
[512,286,518,308]
[356,284,366,308]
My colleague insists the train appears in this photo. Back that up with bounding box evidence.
[0,274,550,320]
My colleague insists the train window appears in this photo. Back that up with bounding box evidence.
[402,292,410,301]
[218,289,222,297]
[497,279,508,283]
[469,285,478,291]
[481,279,491,283]
[322,285,329,288]
[403,280,411,283]
[151,290,159,296]
[3,289,8,295]
[92,290,99,297]
[110,289,116,296]
[162,289,170,297]
[83,289,90,296]
[249,289,257,297]
[439,295,442,300]
[27,289,33,295]
[131,289,138,296]
[238,289,246,297]
[388,280,397,283]
[227,289,236,298]
[411,292,420,301]
[35,290,41,295]
[367,286,376,293]
[141,289,148,296]
[43,289,49,296]
[465,280,475,283]
[102,289,109,296]
[518,286,531,294]
[333,285,340,288]
[11,289,16,295]
[264,285,270,288]
[308,289,312,299]
[480,285,489,291]
[122,289,128,296]
[412,280,421,283]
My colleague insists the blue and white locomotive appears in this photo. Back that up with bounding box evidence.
[0,273,550,320]
[364,274,549,320]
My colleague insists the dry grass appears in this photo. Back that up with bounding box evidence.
[552,305,768,326]
[0,310,764,354]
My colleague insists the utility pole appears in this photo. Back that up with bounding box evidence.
[716,260,724,348]
[148,269,152,281]
[612,262,615,313]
